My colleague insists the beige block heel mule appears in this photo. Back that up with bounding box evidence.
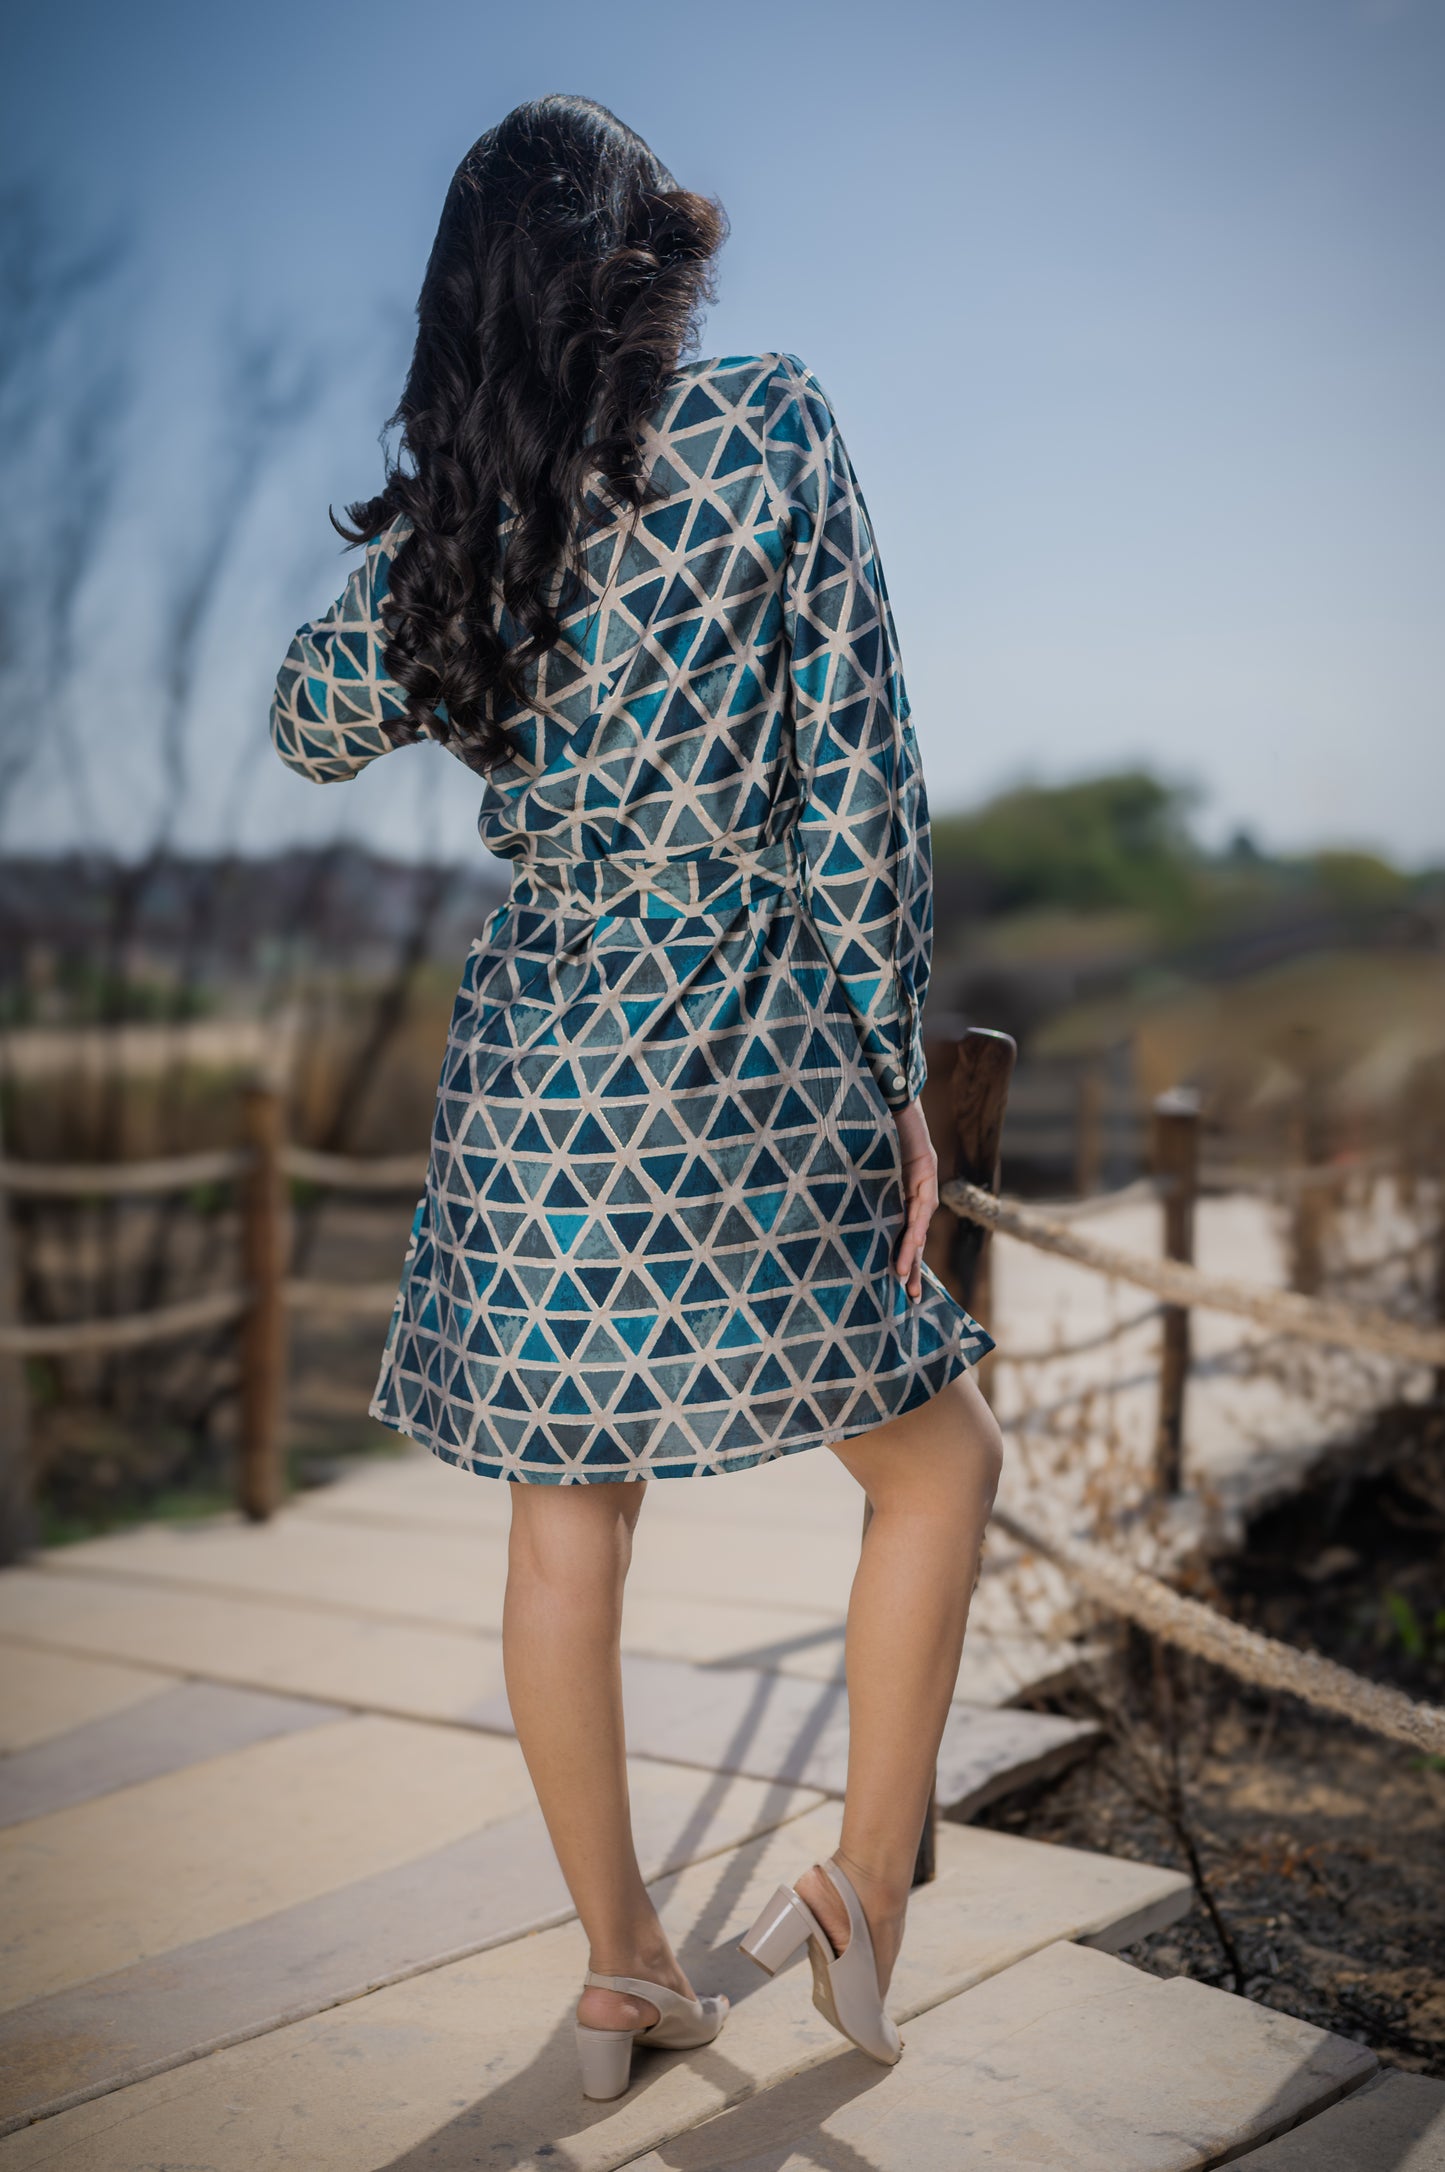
[574,1972,729,2101]
[737,1855,903,2065]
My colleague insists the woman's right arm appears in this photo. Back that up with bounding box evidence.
[270,517,429,783]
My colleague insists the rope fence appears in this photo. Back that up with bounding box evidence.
[995,1495,1445,1759]
[943,1179,1445,1370]
[991,1302,1162,1366]
[5,1033,1443,1806]
[0,1282,398,1356]
[1034,1175,1159,1220]
[4,1181,1437,1382]
[284,1278,402,1319]
[1056,1152,1401,1219]
[283,1145,427,1191]
[3,1168,1438,1374]
[0,1288,249,1358]
[3,1043,1440,1532]
[0,1138,415,1357]
[0,1148,252,1197]
[1198,1147,1397,1197]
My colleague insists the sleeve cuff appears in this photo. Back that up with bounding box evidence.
[879,1039,927,1111]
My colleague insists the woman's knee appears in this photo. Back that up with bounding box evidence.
[957,1373,1005,1501]
[837,1368,1003,1515]
[507,1480,644,1597]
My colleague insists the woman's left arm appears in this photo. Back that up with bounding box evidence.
[270,517,428,783]
[768,355,934,1114]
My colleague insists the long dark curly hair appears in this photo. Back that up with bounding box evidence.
[336,95,728,773]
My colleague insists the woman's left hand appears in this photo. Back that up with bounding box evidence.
[889,1094,938,1303]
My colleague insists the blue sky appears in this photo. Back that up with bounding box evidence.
[4,0,1442,868]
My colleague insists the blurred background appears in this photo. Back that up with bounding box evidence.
[0,0,1440,1532]
[3,2,1445,2124]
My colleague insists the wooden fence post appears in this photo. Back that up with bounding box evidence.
[947,1027,1018,1356]
[239,1084,289,1521]
[1152,1086,1200,1496]
[1288,1032,1331,1296]
[1399,1048,1445,1403]
[919,1019,965,1299]
[0,1105,36,1564]
[1431,1069,1445,1408]
[867,1026,1016,1892]
[1075,1060,1104,1200]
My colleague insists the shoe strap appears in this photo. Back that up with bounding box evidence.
[583,1970,697,2017]
[816,1857,874,1962]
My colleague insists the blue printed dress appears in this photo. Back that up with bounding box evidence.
[270,351,995,1482]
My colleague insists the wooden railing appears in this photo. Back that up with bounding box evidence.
[0,1087,427,1540]
[3,1032,1441,1873]
[2,1040,1432,1535]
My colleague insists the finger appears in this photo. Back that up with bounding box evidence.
[896,1186,934,1298]
[906,1194,932,1300]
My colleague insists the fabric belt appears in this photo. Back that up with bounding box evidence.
[507,832,803,922]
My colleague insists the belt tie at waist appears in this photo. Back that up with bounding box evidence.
[508,834,802,922]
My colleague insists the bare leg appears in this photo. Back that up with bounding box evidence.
[796,1369,1003,1994]
[503,1478,701,2034]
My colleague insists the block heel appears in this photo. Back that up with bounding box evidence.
[575,2020,640,2100]
[737,1883,827,1974]
[737,1858,903,2065]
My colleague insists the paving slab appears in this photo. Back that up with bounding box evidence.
[42,1483,1062,1664]
[0,1764,826,2136]
[0,1559,1088,1761]
[0,1818,1191,2168]
[932,1703,1097,1816]
[1228,2068,1445,2169]
[620,1591,849,1669]
[617,1939,1377,2172]
[0,1567,833,1732]
[27,1536,856,1682]
[41,1514,516,1631]
[0,1566,511,1719]
[0,1713,537,2012]
[292,1435,872,1542]
[0,1644,170,1754]
[0,1682,344,1828]
[469,1651,1098,1815]
[42,1509,870,1628]
[753,1623,1105,1704]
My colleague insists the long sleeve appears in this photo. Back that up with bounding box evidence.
[269,516,429,783]
[765,354,933,1111]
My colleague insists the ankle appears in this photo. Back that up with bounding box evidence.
[588,1932,677,1985]
[579,1929,691,2034]
[832,1848,912,1918]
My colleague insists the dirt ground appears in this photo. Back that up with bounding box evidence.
[973,1445,1445,2077]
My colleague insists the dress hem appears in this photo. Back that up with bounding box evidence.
[366,1326,997,1485]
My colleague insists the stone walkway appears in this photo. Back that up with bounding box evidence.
[1,1444,1441,2167]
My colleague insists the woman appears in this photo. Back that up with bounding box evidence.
[270,92,1004,2103]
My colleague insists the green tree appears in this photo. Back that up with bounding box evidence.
[931,770,1202,925]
